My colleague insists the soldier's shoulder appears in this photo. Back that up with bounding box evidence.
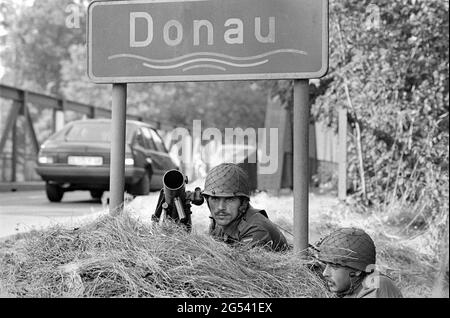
[242,208,271,226]
[359,273,403,298]
[245,207,269,219]
[240,208,283,236]
[378,274,402,292]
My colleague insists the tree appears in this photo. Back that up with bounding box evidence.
[2,0,86,94]
[271,0,449,210]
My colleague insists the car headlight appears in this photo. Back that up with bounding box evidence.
[38,155,54,164]
[125,158,134,166]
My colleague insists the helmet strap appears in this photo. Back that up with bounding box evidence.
[205,196,211,211]
[238,198,249,215]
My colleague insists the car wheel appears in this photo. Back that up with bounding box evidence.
[46,183,64,202]
[90,190,104,200]
[132,171,151,196]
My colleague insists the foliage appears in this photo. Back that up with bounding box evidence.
[1,0,86,94]
[271,0,449,222]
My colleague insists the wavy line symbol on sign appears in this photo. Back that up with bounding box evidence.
[108,49,307,72]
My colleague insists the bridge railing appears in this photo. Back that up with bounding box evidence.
[0,84,344,194]
[0,83,172,183]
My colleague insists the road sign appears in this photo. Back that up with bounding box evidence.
[87,0,328,83]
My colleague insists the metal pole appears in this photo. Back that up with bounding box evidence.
[109,83,127,215]
[338,107,347,201]
[54,99,65,133]
[293,79,309,253]
[11,119,17,182]
[53,110,65,133]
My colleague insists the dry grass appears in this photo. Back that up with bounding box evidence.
[0,178,444,298]
[0,210,332,298]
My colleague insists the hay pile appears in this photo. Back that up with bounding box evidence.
[0,213,331,298]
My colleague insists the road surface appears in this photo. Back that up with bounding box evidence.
[0,190,100,238]
[0,190,158,238]
[0,184,338,243]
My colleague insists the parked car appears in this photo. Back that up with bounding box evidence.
[35,119,178,202]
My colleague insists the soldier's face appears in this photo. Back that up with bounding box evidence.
[322,263,354,293]
[208,196,241,227]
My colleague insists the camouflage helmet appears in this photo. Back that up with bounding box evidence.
[203,163,250,198]
[316,228,376,272]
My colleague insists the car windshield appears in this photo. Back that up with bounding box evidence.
[64,122,135,142]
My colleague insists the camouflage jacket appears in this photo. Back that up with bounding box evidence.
[344,273,403,298]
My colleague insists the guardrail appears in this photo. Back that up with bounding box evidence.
[0,83,345,195]
[0,83,175,183]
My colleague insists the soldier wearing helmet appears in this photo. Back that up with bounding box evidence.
[203,163,288,252]
[314,227,402,298]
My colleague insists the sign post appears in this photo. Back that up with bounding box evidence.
[293,80,310,253]
[109,83,127,214]
[87,0,328,248]
[338,107,347,201]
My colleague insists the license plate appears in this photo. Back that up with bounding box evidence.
[67,156,103,166]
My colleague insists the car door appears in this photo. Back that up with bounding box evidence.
[141,127,166,189]
[130,128,151,174]
[148,128,178,171]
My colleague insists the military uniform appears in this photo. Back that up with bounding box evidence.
[203,163,289,252]
[344,274,403,298]
[209,205,289,251]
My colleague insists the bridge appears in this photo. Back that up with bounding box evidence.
[0,83,179,191]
